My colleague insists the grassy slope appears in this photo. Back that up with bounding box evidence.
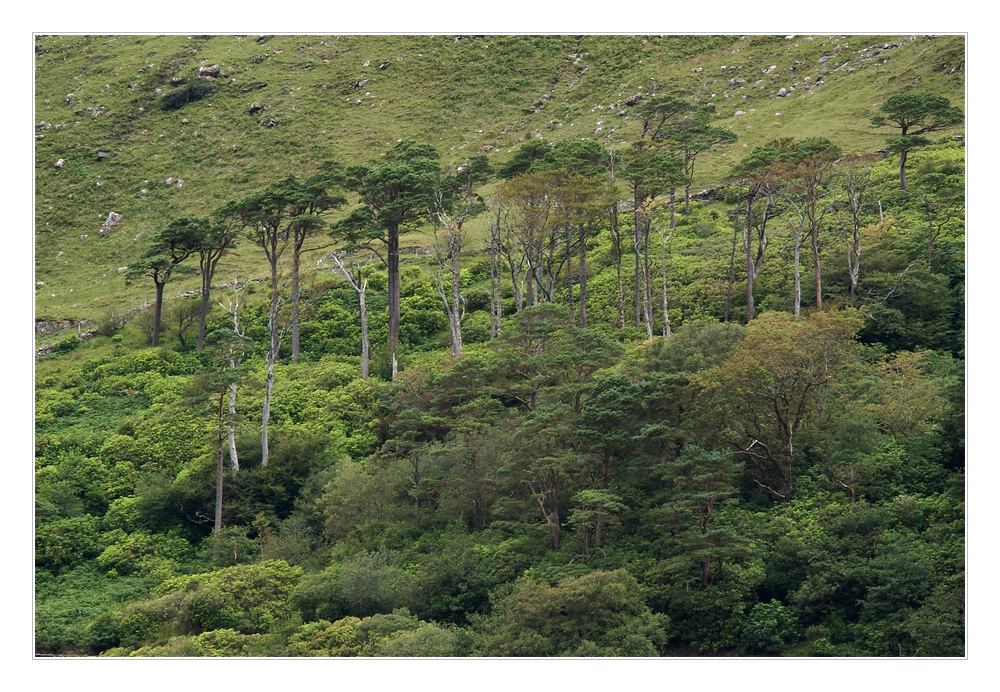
[34,33,965,326]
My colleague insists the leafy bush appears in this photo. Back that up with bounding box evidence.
[49,333,81,355]
[36,515,101,571]
[740,599,799,653]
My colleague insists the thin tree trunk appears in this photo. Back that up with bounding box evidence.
[609,206,625,329]
[290,249,301,364]
[725,211,739,322]
[359,284,370,379]
[659,223,672,338]
[793,230,802,317]
[152,281,165,346]
[387,224,401,366]
[811,225,823,310]
[578,224,588,329]
[197,282,211,352]
[227,379,239,477]
[261,347,275,468]
[214,386,226,532]
[642,223,654,340]
[565,224,574,321]
[446,232,464,358]
[261,270,280,467]
[633,203,643,326]
[489,224,503,339]
[331,254,371,379]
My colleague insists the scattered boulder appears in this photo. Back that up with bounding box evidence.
[198,64,222,77]
[99,211,122,236]
[777,88,788,97]
[248,102,264,114]
[625,93,643,106]
[55,159,65,168]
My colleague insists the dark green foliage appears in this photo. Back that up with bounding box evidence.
[159,76,215,111]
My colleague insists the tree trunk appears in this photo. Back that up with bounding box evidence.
[725,213,739,323]
[609,206,626,329]
[489,214,503,339]
[565,224,574,320]
[197,279,211,352]
[793,228,802,317]
[214,386,226,532]
[577,224,588,329]
[449,238,464,358]
[633,206,643,326]
[290,248,301,364]
[359,282,371,379]
[387,223,401,357]
[227,380,239,477]
[642,224,654,339]
[744,196,756,322]
[152,280,165,347]
[261,351,274,468]
[811,225,823,310]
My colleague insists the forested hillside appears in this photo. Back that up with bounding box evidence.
[34,33,966,658]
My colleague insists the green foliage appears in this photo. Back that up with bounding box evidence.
[34,34,965,659]
[159,76,215,111]
[475,569,670,656]
[740,599,799,653]
[36,515,101,571]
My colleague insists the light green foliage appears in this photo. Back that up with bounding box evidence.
[102,560,304,652]
[372,622,459,656]
[476,569,670,656]
[95,529,192,578]
[36,515,102,571]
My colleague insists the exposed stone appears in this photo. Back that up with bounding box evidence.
[99,211,122,236]
[249,102,264,114]
[198,64,222,77]
[55,159,65,168]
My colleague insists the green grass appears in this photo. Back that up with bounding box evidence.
[34,33,965,326]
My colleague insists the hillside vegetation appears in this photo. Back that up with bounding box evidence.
[35,34,963,324]
[34,34,965,658]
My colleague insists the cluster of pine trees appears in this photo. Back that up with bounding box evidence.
[35,90,965,657]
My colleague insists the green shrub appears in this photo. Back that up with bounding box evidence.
[35,515,101,571]
[160,76,215,111]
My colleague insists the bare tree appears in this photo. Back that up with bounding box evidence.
[429,155,491,358]
[833,154,878,302]
[217,282,248,477]
[330,252,372,379]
